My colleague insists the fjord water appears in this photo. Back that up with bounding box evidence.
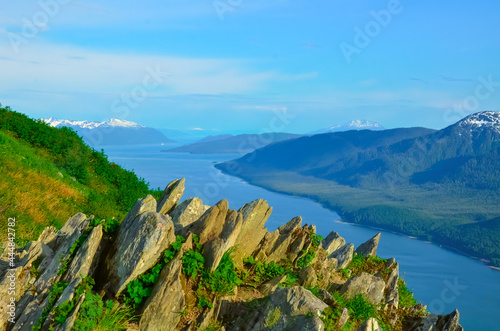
[105,144,500,330]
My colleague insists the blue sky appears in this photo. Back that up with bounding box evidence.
[1,0,500,134]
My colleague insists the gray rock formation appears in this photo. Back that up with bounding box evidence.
[49,213,90,251]
[0,267,32,330]
[170,197,208,229]
[316,288,336,306]
[257,275,287,296]
[63,225,103,283]
[107,208,175,296]
[330,243,354,269]
[140,235,193,331]
[203,209,243,272]
[340,272,386,305]
[262,217,302,261]
[385,262,399,307]
[187,199,229,245]
[157,178,185,215]
[232,199,272,266]
[298,266,317,288]
[355,233,381,257]
[322,231,346,255]
[338,308,350,328]
[222,287,327,330]
[405,309,463,331]
[358,317,382,331]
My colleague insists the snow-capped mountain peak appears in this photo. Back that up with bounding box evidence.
[457,111,500,134]
[309,119,384,134]
[43,118,145,129]
[327,120,384,131]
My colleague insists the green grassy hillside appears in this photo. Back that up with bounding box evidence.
[0,105,161,247]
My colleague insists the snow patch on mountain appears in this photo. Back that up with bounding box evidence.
[309,120,384,134]
[43,117,145,129]
[457,111,500,134]
[327,120,384,131]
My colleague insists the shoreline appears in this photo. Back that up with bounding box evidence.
[216,166,500,271]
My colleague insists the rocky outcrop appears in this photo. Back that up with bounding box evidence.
[405,309,464,331]
[139,235,192,331]
[7,213,90,331]
[257,275,287,296]
[221,287,327,330]
[2,179,463,331]
[338,308,350,328]
[63,225,103,283]
[322,230,346,255]
[340,272,386,305]
[298,266,317,288]
[330,243,354,268]
[203,210,243,272]
[385,261,399,307]
[157,178,185,215]
[358,317,382,331]
[355,233,381,257]
[49,213,90,251]
[0,267,32,330]
[186,199,229,245]
[107,197,176,296]
[256,216,303,263]
[232,199,272,265]
[170,197,208,229]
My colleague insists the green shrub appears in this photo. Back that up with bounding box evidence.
[93,302,134,331]
[125,235,186,308]
[280,272,299,287]
[339,255,387,279]
[164,235,186,264]
[32,281,68,330]
[297,233,323,269]
[297,249,316,269]
[53,277,95,326]
[182,250,205,280]
[202,250,242,296]
[346,295,377,321]
[398,278,417,307]
[200,320,222,331]
[30,256,43,278]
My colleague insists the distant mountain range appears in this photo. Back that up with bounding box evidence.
[220,112,500,190]
[43,118,174,147]
[308,120,384,134]
[216,111,500,267]
[165,133,301,154]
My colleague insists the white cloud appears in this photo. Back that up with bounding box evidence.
[0,41,278,96]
